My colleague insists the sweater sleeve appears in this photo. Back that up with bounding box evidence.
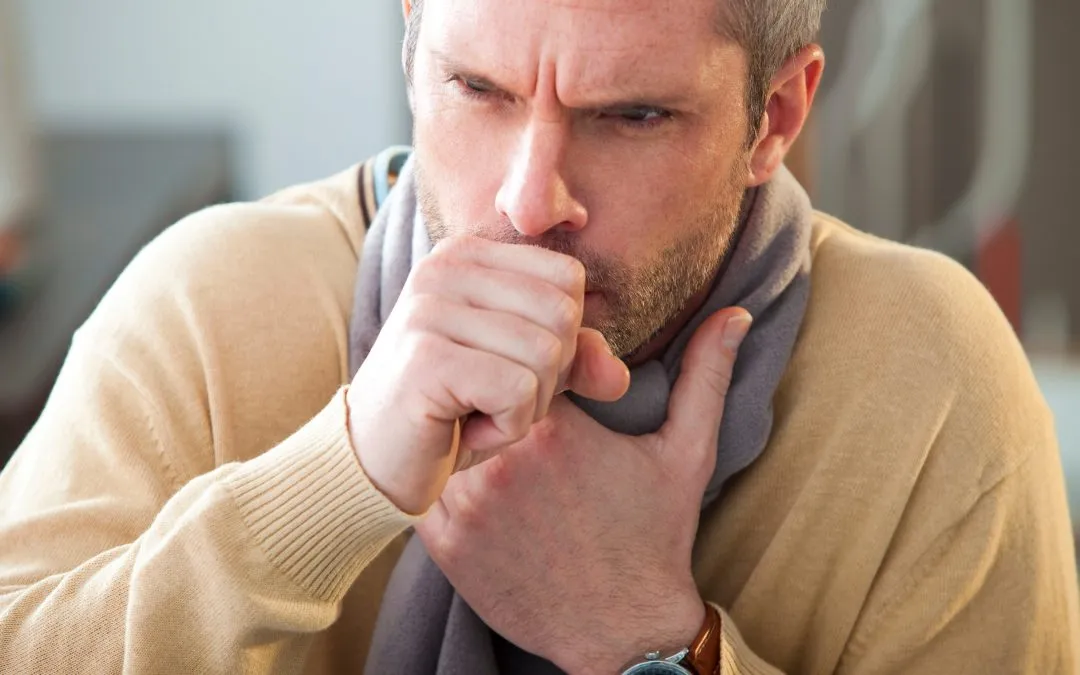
[0,336,414,673]
[0,197,419,673]
[712,605,784,675]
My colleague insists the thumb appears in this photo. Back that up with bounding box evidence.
[660,308,752,446]
[564,328,631,402]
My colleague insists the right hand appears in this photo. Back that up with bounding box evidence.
[347,236,631,515]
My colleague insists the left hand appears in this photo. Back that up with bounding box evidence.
[416,308,752,674]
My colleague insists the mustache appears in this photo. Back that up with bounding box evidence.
[473,226,625,291]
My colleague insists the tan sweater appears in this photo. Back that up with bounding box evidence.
[0,165,1077,674]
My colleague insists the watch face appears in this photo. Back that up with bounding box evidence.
[622,661,692,675]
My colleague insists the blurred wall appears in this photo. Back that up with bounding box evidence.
[13,0,412,199]
[1019,1,1080,345]
[814,0,1078,348]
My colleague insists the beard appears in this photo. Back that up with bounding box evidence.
[415,160,747,359]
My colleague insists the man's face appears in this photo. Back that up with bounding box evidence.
[411,0,754,358]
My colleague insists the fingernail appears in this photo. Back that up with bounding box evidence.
[722,313,753,350]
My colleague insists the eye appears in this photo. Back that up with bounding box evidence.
[603,105,673,129]
[449,75,497,100]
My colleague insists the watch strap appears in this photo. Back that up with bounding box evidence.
[681,602,723,675]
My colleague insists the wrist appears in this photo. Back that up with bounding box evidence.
[563,590,705,675]
[345,385,459,516]
[345,385,434,516]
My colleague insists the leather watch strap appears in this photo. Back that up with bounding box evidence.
[682,603,723,675]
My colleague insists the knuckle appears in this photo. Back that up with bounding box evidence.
[401,330,441,368]
[433,235,465,256]
[401,294,440,332]
[510,367,540,406]
[482,454,514,493]
[562,256,586,292]
[706,361,734,395]
[680,441,717,483]
[427,526,462,568]
[551,293,580,335]
[533,330,563,370]
[442,234,483,259]
[410,258,438,290]
[509,413,535,444]
[529,415,560,447]
[505,370,539,436]
[452,485,486,529]
[411,254,454,291]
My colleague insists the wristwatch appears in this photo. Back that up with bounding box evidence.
[620,603,722,675]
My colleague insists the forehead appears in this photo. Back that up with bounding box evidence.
[423,0,740,101]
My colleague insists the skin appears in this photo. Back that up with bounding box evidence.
[348,0,824,671]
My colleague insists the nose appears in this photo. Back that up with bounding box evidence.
[495,119,588,238]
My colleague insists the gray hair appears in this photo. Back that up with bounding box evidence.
[404,0,825,141]
[722,0,827,141]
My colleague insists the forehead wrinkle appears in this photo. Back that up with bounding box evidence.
[551,39,723,111]
[430,0,732,110]
[540,1,723,108]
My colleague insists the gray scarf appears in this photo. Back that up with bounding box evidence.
[352,153,812,675]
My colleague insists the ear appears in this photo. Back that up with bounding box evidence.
[401,0,417,111]
[747,45,825,187]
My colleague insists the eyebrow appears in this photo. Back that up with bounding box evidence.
[429,47,698,112]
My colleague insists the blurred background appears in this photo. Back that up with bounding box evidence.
[0,1,1076,553]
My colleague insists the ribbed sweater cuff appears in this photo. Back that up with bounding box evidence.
[225,387,418,602]
[713,605,782,675]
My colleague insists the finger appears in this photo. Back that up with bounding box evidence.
[417,336,539,450]
[451,416,503,473]
[413,298,565,421]
[432,235,586,301]
[409,262,581,381]
[459,414,509,457]
[659,308,752,447]
[564,328,630,402]
[454,442,501,473]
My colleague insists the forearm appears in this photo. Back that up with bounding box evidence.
[0,389,415,674]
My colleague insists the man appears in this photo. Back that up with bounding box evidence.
[0,0,1077,673]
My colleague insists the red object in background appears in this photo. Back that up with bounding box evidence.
[0,229,21,276]
[976,219,1023,335]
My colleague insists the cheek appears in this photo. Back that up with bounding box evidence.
[413,93,512,230]
[574,154,719,262]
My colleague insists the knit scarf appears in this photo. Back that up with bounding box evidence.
[352,150,812,674]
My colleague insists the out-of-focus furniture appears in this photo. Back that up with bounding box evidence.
[0,129,232,465]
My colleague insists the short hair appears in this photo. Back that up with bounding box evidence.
[404,0,826,139]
